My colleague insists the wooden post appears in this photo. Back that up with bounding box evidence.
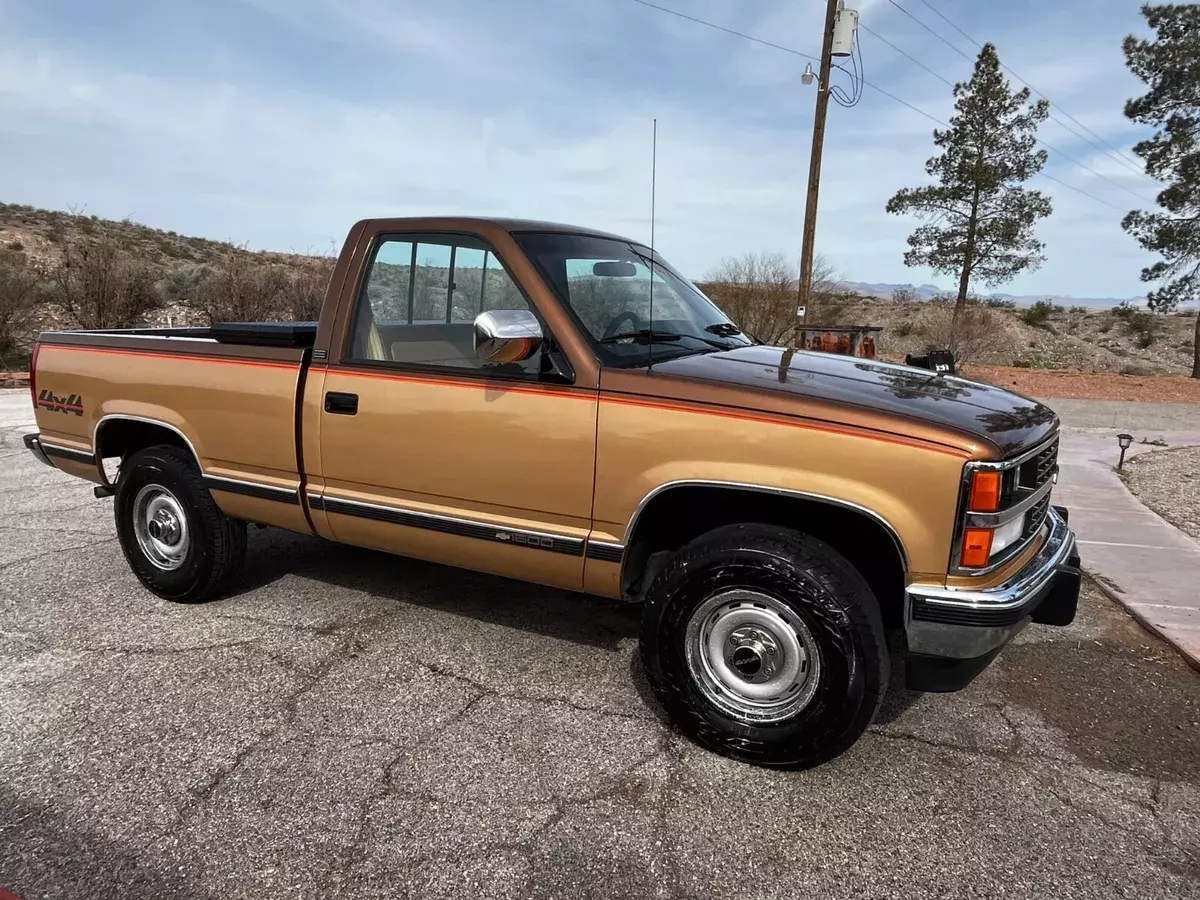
[793,0,841,348]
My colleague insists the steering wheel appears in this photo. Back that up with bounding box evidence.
[602,310,644,340]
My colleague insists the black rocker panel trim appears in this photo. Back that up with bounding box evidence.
[202,475,300,505]
[585,541,625,563]
[319,495,585,557]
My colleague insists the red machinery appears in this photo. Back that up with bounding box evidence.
[796,325,882,359]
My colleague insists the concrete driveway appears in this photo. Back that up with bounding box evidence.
[1,388,1198,899]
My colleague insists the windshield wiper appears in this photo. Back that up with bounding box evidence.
[599,328,684,344]
[705,322,743,338]
[600,329,733,351]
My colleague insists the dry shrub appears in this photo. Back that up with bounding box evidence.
[47,235,160,329]
[918,302,1013,365]
[0,249,42,368]
[157,261,212,308]
[280,256,335,321]
[170,250,334,324]
[810,285,856,327]
[189,250,288,324]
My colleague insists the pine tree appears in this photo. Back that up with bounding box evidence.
[887,43,1051,314]
[1122,3,1200,379]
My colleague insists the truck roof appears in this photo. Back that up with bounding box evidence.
[354,216,639,244]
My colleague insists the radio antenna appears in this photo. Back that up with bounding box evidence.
[647,117,657,372]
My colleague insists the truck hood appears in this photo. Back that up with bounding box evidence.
[650,346,1057,456]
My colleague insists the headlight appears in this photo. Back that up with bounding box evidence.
[989,514,1026,556]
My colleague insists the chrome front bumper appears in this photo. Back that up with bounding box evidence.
[904,507,1081,690]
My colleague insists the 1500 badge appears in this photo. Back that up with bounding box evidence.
[37,389,84,416]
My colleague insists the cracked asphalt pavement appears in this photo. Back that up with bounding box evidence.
[1,389,1198,899]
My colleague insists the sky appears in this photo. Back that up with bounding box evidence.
[0,0,1167,298]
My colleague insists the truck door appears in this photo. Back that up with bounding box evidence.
[313,231,598,590]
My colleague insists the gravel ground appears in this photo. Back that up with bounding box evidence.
[1124,445,1200,543]
[3,390,1200,899]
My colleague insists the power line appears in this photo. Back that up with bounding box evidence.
[628,0,818,64]
[848,79,1128,212]
[866,4,1157,204]
[858,21,953,89]
[1036,135,1156,206]
[905,0,980,49]
[854,91,1131,212]
[1035,171,1126,212]
[884,0,972,62]
[627,0,1135,214]
[901,0,1158,186]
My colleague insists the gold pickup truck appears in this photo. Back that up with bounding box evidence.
[24,216,1081,768]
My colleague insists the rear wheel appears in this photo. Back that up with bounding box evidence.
[115,445,246,603]
[640,523,888,768]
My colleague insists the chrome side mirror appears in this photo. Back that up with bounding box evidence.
[474,310,544,362]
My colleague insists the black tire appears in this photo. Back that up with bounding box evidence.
[114,445,247,603]
[639,523,888,769]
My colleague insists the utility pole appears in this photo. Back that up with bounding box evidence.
[794,0,842,348]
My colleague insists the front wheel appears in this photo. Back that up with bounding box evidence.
[115,445,247,603]
[640,524,888,769]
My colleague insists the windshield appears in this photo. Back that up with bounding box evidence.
[512,232,752,366]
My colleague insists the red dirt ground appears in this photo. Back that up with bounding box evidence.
[962,365,1200,403]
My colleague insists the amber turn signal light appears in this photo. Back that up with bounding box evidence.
[960,528,994,568]
[968,470,1002,512]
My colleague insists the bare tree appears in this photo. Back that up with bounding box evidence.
[279,256,335,322]
[47,235,160,329]
[702,252,794,344]
[0,250,42,369]
[702,253,841,344]
[190,249,287,323]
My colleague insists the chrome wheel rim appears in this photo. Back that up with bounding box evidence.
[132,485,189,571]
[684,589,822,725]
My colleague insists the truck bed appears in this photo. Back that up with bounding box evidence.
[31,324,314,537]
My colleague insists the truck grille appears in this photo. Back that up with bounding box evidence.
[1020,438,1059,491]
[1022,493,1052,542]
[1016,437,1057,541]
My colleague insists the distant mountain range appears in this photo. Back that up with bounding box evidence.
[842,281,1156,309]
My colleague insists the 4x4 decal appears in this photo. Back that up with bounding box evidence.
[37,389,84,416]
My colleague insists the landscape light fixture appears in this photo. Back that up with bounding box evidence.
[802,63,816,86]
[1117,433,1134,470]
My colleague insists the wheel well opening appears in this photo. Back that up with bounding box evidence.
[95,419,195,483]
[622,486,907,631]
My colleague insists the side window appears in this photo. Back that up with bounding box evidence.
[350,235,538,374]
[482,253,525,311]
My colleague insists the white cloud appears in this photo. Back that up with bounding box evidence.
[0,0,1167,298]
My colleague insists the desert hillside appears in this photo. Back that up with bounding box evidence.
[832,296,1198,376]
[1,202,1196,378]
[0,202,310,269]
